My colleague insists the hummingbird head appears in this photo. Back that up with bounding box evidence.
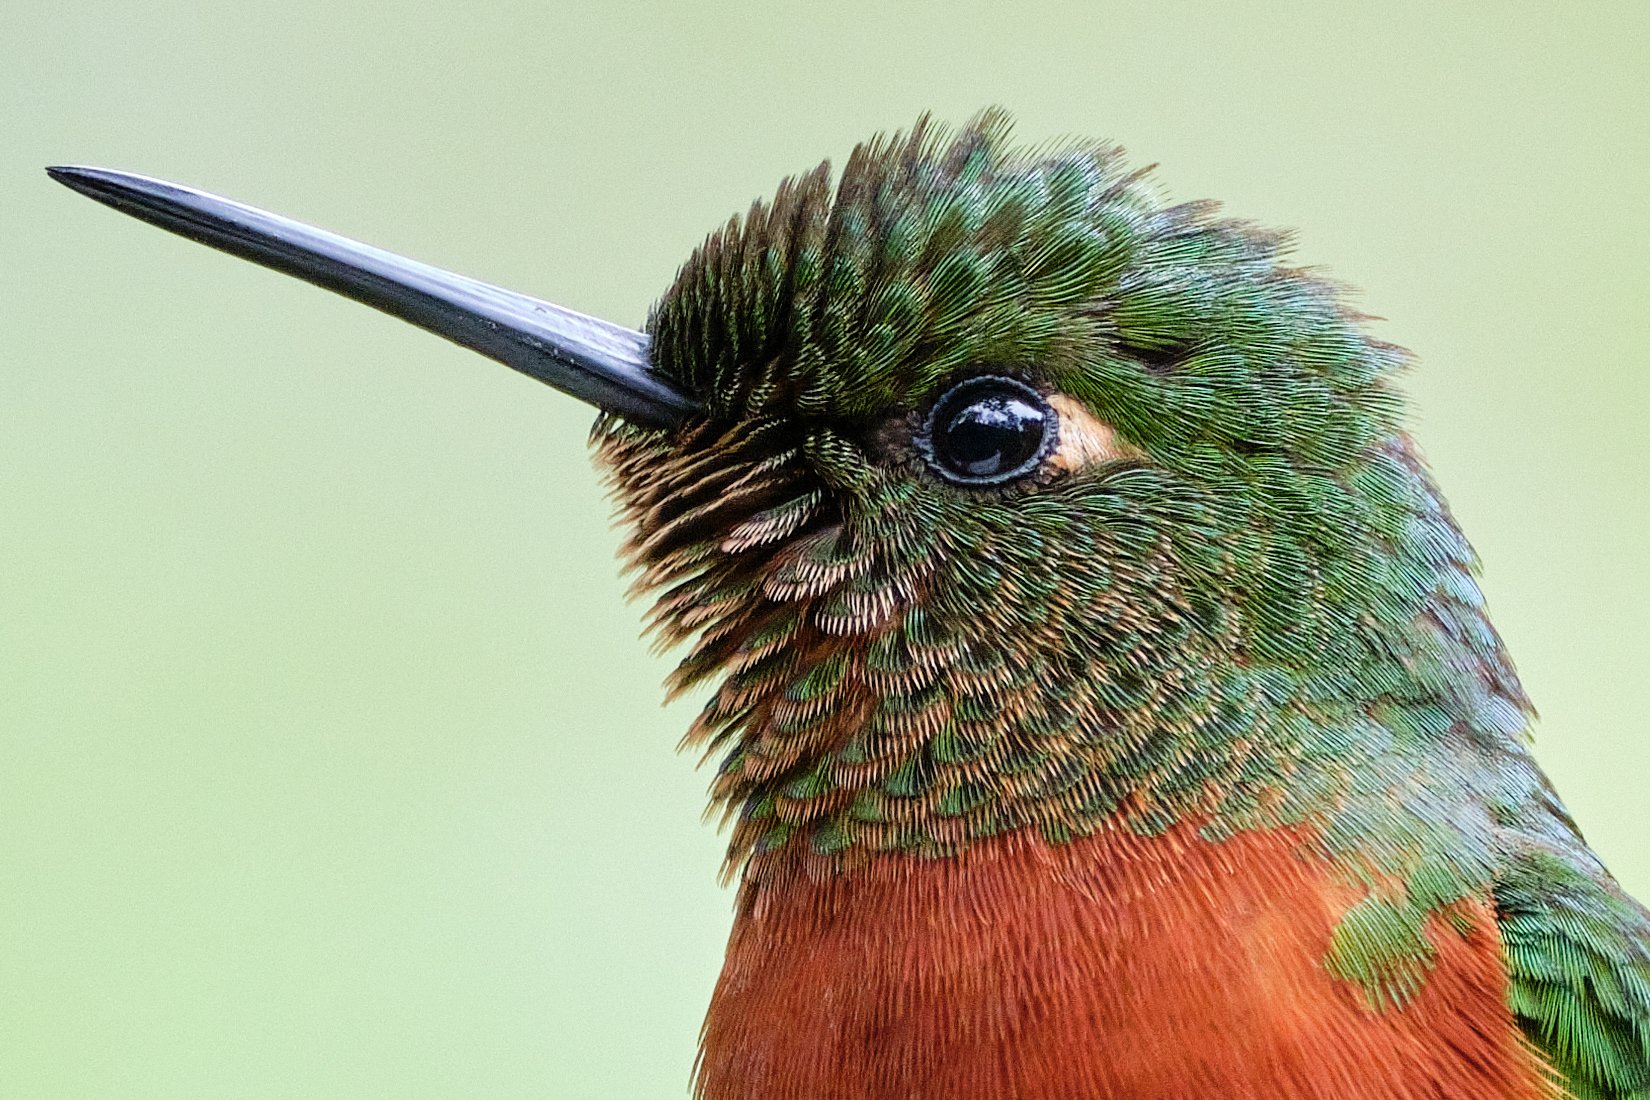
[51,110,1527,883]
[593,111,1518,876]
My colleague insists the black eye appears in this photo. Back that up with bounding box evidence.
[918,376,1056,486]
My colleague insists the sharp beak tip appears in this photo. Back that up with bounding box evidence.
[46,165,127,206]
[46,164,96,188]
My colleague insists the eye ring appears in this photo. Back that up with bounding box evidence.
[915,375,1059,487]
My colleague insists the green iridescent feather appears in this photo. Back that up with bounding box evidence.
[593,110,1650,1097]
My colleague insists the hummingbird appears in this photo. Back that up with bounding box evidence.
[50,110,1650,1100]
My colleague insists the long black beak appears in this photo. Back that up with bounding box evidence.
[46,167,698,430]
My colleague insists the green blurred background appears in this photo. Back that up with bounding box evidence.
[4,2,1646,1096]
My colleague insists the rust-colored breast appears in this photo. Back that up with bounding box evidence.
[698,825,1556,1100]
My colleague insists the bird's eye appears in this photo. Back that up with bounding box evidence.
[918,376,1057,486]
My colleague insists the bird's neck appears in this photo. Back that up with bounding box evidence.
[670,438,1535,904]
[701,585,1500,884]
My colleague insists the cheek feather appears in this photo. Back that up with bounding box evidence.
[1047,394,1145,473]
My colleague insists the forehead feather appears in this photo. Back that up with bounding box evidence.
[646,110,1404,472]
[647,111,1154,419]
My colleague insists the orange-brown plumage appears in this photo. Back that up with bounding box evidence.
[700,825,1558,1100]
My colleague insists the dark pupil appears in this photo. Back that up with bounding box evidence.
[935,389,1048,480]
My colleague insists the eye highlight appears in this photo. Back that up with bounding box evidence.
[917,375,1057,486]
